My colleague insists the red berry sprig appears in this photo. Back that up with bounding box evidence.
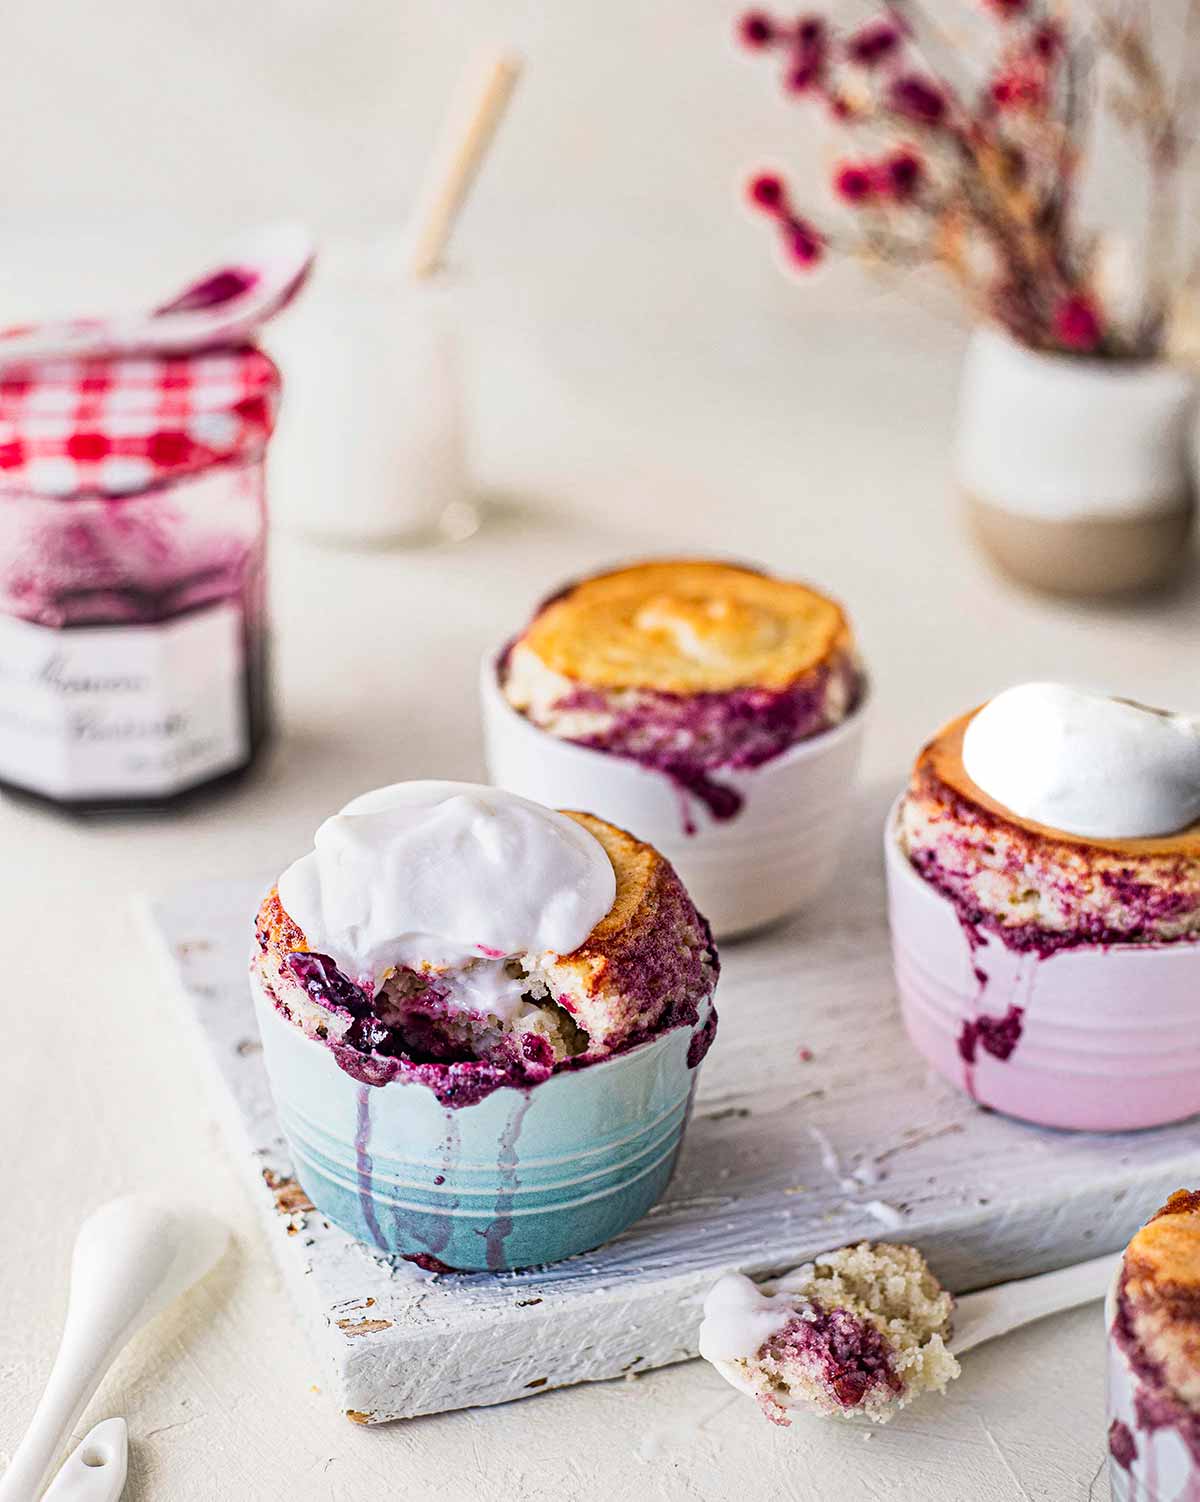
[746,174,825,269]
[729,4,1186,356]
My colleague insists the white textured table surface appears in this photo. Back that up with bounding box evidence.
[3,230,1197,1499]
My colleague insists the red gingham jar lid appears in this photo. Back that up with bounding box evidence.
[0,345,281,500]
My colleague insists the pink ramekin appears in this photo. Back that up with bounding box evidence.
[884,797,1200,1132]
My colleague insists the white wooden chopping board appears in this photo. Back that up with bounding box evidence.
[141,797,1198,1425]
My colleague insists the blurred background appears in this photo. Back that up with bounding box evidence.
[0,0,1187,535]
[1,0,1195,882]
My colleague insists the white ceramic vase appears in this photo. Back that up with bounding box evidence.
[957,327,1197,596]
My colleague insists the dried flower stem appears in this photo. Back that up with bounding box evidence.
[737,0,1198,357]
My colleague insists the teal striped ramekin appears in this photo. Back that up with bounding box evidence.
[252,979,713,1271]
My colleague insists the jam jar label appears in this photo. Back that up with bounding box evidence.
[0,602,248,800]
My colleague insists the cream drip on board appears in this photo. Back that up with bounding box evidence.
[276,782,617,1009]
[962,683,1200,839]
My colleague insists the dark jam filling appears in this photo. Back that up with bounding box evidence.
[278,910,719,1109]
[760,1306,902,1423]
[285,952,561,1109]
[497,646,861,826]
[907,844,1200,957]
[0,531,269,812]
[555,677,843,824]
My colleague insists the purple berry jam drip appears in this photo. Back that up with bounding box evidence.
[483,1093,532,1270]
[386,1112,462,1268]
[957,1005,1025,1067]
[938,881,1032,1104]
[760,1306,901,1424]
[957,1005,1024,1102]
[557,673,855,828]
[402,1251,456,1275]
[499,650,862,833]
[1108,1419,1138,1471]
[353,1085,388,1252]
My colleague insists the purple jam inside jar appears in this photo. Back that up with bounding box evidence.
[0,461,271,812]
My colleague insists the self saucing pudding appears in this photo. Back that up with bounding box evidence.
[253,783,719,1110]
[498,559,863,821]
[889,684,1200,1131]
[1109,1190,1200,1483]
[700,1243,959,1426]
[897,684,1200,954]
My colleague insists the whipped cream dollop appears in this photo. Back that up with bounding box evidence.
[962,683,1200,839]
[698,1272,799,1364]
[276,782,617,999]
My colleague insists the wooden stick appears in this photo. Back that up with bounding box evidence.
[408,51,522,279]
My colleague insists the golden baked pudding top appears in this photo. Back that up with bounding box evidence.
[516,560,854,695]
[916,709,1200,858]
[1126,1190,1200,1301]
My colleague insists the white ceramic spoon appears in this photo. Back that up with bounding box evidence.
[0,1196,227,1502]
[41,1418,128,1502]
[949,1251,1117,1356]
[704,1251,1118,1418]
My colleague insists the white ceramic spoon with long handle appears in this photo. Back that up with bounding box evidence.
[0,1196,227,1502]
[949,1251,1118,1355]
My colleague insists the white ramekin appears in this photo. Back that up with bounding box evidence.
[885,797,1200,1132]
[480,655,867,938]
[1106,1268,1200,1501]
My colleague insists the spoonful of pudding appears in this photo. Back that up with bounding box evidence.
[699,1241,1116,1426]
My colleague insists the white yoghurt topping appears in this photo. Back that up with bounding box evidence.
[276,782,616,1011]
[962,683,1200,839]
[698,1272,803,1364]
